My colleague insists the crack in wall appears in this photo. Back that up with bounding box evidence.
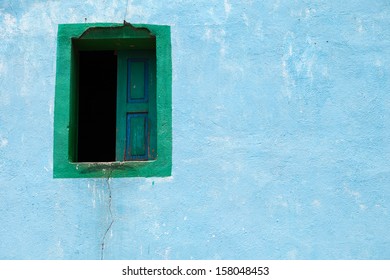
[100,169,114,260]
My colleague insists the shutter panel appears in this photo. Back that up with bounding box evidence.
[128,60,148,102]
[126,113,148,160]
[116,51,156,161]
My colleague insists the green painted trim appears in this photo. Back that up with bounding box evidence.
[53,23,172,178]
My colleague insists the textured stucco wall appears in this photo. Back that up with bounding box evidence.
[0,0,389,259]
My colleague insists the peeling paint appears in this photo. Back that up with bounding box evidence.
[0,137,8,148]
[223,0,231,16]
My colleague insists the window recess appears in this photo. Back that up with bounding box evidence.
[53,23,172,178]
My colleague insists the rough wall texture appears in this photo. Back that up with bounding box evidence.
[0,0,389,259]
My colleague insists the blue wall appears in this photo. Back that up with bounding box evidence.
[0,0,389,259]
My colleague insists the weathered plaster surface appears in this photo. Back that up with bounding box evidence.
[0,0,389,259]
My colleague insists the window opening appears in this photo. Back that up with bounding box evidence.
[77,51,117,162]
[53,23,172,178]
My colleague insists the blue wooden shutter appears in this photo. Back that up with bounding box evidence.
[116,51,156,161]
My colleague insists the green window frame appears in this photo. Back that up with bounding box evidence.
[53,23,172,178]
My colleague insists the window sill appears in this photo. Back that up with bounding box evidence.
[54,159,170,178]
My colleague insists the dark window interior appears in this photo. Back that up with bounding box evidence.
[77,51,117,162]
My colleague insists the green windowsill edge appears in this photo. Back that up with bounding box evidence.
[55,160,170,178]
[53,23,172,178]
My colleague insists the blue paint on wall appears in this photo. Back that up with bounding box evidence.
[0,0,389,259]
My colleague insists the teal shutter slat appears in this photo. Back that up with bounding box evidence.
[128,60,148,102]
[126,113,148,160]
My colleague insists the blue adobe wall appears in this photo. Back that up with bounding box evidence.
[0,0,389,259]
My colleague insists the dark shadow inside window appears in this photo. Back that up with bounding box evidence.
[77,51,117,162]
